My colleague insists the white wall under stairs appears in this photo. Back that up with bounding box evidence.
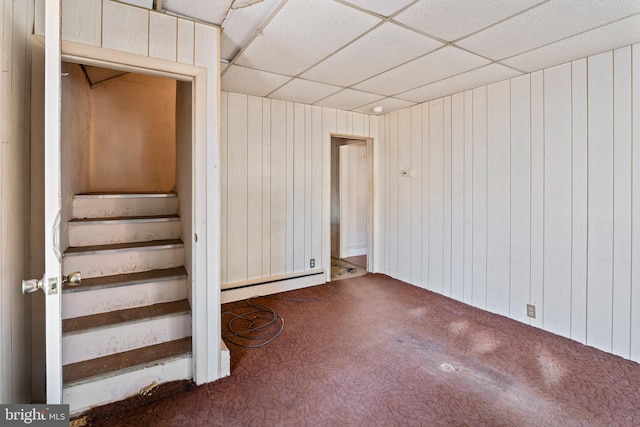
[62,193,192,414]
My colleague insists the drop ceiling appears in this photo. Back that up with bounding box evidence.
[125,0,640,114]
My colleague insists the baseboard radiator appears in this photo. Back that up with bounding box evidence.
[221,270,326,303]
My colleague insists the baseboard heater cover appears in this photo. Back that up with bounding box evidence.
[221,270,326,304]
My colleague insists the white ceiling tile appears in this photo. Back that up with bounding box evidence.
[235,0,381,76]
[316,89,384,111]
[354,97,415,115]
[117,0,153,9]
[342,0,415,17]
[458,0,640,60]
[353,46,489,96]
[162,0,232,24]
[269,79,343,104]
[503,14,640,72]
[221,65,291,97]
[301,22,442,87]
[397,63,521,103]
[394,0,544,42]
[220,0,281,61]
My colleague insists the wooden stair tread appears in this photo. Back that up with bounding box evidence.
[75,192,176,197]
[63,337,191,385]
[65,239,183,254]
[69,214,180,223]
[63,267,187,293]
[63,300,190,334]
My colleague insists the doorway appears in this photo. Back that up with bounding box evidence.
[330,136,372,280]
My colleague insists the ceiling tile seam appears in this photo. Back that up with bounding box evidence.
[281,19,386,83]
[334,44,451,95]
[333,0,420,20]
[311,88,384,110]
[446,0,553,45]
[446,43,526,74]
[496,11,640,64]
[264,76,345,105]
[220,0,290,75]
[390,63,509,101]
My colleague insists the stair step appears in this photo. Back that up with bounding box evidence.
[63,337,192,386]
[63,267,187,293]
[62,268,188,319]
[69,215,181,246]
[73,193,178,219]
[63,239,184,279]
[64,351,192,416]
[63,299,190,334]
[62,300,191,365]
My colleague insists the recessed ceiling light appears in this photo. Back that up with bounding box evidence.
[372,106,384,113]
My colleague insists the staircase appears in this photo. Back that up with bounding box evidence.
[61,193,192,414]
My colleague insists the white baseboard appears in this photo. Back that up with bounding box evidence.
[221,271,326,303]
[346,245,366,257]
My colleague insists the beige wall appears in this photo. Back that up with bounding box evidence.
[89,73,176,192]
[377,43,640,363]
[0,0,34,403]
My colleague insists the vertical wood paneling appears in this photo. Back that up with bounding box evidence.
[472,87,487,309]
[632,43,640,361]
[177,19,194,65]
[571,58,588,343]
[336,109,347,134]
[421,106,430,289]
[293,103,305,272]
[388,111,399,278]
[530,71,545,328]
[429,100,444,293]
[247,96,263,280]
[451,94,464,301]
[149,12,177,62]
[463,90,473,304]
[220,92,228,284]
[443,96,452,297]
[304,105,312,270]
[510,75,531,323]
[285,102,294,273]
[262,99,272,277]
[61,0,101,46]
[587,51,614,352]
[270,100,287,276]
[410,105,423,286]
[612,46,632,357]
[311,106,322,268]
[486,81,511,315]
[1,0,31,402]
[543,63,573,336]
[102,1,148,56]
[397,108,411,283]
[226,93,248,283]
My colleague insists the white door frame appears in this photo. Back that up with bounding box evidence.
[36,38,220,388]
[326,135,375,279]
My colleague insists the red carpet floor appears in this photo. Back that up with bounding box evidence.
[85,274,640,426]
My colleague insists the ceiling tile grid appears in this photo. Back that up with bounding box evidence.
[122,0,640,114]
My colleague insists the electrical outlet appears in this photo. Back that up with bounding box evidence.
[527,304,536,319]
[310,258,315,268]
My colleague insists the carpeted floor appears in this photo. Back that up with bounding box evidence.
[83,274,640,426]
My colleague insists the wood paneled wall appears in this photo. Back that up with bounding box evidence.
[0,0,35,403]
[378,44,640,362]
[220,92,377,285]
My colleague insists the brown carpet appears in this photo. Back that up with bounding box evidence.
[84,274,640,426]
